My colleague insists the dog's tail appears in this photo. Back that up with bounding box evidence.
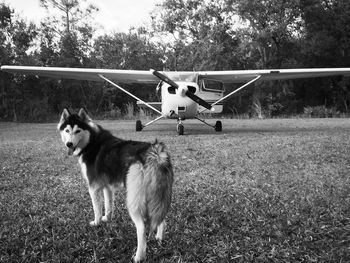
[144,140,174,233]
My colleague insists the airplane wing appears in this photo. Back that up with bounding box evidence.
[2,65,350,84]
[197,68,350,83]
[0,66,159,83]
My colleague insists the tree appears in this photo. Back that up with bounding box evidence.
[0,3,40,121]
[299,0,350,111]
[37,0,99,111]
[39,0,98,34]
[300,0,350,67]
[233,0,303,116]
[235,0,303,69]
[90,30,165,111]
[151,0,244,71]
[39,0,98,65]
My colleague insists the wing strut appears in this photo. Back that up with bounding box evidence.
[98,74,163,115]
[200,75,262,113]
[143,115,164,127]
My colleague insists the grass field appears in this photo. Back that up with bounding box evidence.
[1,118,350,262]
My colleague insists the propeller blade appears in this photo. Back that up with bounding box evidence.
[150,69,179,88]
[185,90,213,111]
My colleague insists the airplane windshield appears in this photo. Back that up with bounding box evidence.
[167,72,198,82]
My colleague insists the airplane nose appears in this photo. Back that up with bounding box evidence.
[66,142,73,148]
[178,86,187,97]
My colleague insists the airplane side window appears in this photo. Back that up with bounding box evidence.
[200,79,225,93]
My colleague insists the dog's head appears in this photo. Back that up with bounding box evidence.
[57,108,97,156]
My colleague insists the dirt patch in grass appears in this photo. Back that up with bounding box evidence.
[1,118,350,262]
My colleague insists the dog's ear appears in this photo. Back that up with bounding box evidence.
[78,108,92,123]
[57,108,71,130]
[78,108,99,131]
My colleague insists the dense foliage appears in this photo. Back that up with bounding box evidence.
[1,0,350,121]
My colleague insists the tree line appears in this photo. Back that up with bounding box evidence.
[1,0,350,121]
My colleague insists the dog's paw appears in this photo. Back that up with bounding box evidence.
[155,237,163,246]
[133,250,146,263]
[133,255,146,263]
[155,232,163,243]
[101,215,111,222]
[89,220,100,226]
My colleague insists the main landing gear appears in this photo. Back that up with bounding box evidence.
[135,118,222,135]
[195,116,222,133]
[136,120,143,131]
[215,120,222,132]
[176,119,221,135]
[136,115,164,132]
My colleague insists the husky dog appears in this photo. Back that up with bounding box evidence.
[57,108,174,262]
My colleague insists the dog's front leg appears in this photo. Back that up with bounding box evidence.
[89,187,103,226]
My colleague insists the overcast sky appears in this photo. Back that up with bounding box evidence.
[4,0,160,34]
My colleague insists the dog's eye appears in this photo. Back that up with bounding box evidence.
[65,129,69,133]
[75,130,81,134]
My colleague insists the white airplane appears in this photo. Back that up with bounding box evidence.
[2,65,350,134]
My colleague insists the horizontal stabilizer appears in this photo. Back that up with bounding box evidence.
[137,101,162,111]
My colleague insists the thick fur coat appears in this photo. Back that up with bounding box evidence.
[58,108,174,262]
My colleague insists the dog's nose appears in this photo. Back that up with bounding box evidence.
[66,142,73,148]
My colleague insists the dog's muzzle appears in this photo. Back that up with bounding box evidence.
[66,142,75,155]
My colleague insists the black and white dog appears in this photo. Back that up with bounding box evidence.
[57,108,174,262]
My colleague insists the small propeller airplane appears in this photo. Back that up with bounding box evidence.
[2,65,350,134]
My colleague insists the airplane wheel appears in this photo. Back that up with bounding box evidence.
[215,121,222,132]
[136,120,143,131]
[177,124,184,135]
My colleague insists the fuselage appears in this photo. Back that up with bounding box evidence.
[160,81,223,119]
[137,80,224,119]
[161,82,198,119]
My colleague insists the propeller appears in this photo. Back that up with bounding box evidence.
[150,69,214,111]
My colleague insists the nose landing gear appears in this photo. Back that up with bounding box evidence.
[177,119,184,135]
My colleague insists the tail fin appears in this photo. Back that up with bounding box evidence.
[144,141,174,233]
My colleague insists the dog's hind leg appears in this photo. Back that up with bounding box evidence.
[89,187,103,226]
[155,220,166,243]
[129,210,146,262]
[126,164,147,262]
[102,186,114,222]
